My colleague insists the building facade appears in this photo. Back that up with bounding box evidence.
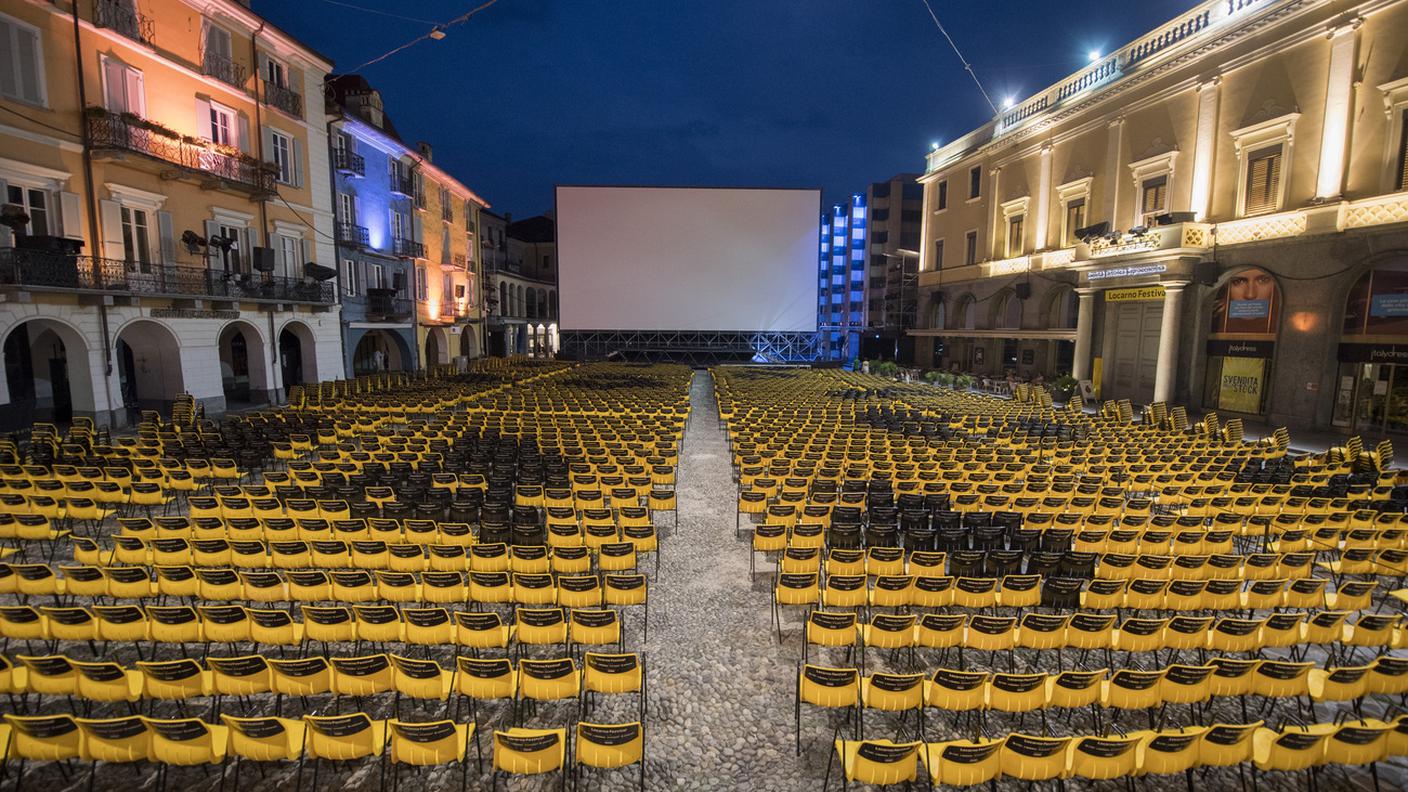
[0,0,341,429]
[485,213,557,357]
[862,174,923,363]
[326,76,487,377]
[916,0,1408,436]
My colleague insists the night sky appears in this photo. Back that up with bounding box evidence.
[257,0,1194,217]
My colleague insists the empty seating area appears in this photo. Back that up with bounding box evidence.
[720,367,1408,789]
[0,360,689,790]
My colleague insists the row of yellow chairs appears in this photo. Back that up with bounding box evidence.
[798,609,1400,655]
[0,603,636,650]
[2,564,648,605]
[73,538,655,572]
[826,719,1405,789]
[0,713,647,792]
[774,572,1374,612]
[3,651,643,710]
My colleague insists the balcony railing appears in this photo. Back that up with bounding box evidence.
[201,51,246,88]
[356,293,413,322]
[94,0,154,45]
[452,254,468,268]
[334,222,369,248]
[442,204,454,222]
[390,175,416,197]
[261,79,302,118]
[392,237,424,259]
[86,110,276,195]
[332,148,364,177]
[0,248,334,304]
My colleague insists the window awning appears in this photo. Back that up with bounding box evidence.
[907,328,1078,341]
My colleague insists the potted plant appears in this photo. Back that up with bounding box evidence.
[1049,374,1078,404]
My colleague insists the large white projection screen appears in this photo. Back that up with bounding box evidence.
[555,186,820,332]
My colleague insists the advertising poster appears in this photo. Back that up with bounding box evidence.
[1218,356,1265,413]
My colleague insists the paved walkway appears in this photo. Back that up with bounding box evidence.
[645,369,825,791]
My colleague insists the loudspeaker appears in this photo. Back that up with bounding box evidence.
[1154,211,1197,226]
[1014,282,1032,300]
[392,272,406,291]
[1195,260,1220,286]
[250,247,276,272]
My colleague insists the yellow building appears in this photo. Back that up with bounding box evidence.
[409,144,486,369]
[0,0,339,428]
[916,0,1408,433]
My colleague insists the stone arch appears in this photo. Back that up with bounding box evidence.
[425,326,450,365]
[0,316,97,428]
[217,319,270,405]
[112,317,185,410]
[277,319,317,393]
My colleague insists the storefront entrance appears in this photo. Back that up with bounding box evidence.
[1334,362,1408,435]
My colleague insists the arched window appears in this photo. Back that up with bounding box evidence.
[1049,286,1079,330]
[499,282,508,314]
[995,291,1022,330]
[958,296,977,330]
[928,300,946,330]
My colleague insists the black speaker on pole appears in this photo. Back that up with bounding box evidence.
[1014,282,1032,300]
[1195,260,1220,286]
[1154,211,1197,226]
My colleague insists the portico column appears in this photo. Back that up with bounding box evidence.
[1072,288,1098,382]
[1153,282,1188,404]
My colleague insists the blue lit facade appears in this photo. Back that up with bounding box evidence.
[817,194,866,362]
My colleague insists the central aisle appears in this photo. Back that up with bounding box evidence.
[648,369,824,790]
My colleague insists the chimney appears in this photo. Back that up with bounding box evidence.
[417,141,432,162]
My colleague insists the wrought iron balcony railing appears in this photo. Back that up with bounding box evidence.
[391,237,425,259]
[452,254,468,268]
[86,110,276,195]
[261,79,302,118]
[350,292,413,322]
[335,222,369,248]
[94,0,154,45]
[201,51,246,88]
[332,148,365,177]
[0,248,334,304]
[390,174,416,197]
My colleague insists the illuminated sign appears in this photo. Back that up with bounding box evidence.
[1087,263,1167,281]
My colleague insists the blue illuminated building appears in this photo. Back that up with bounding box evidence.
[817,194,866,363]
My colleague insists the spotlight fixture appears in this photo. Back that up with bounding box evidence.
[1129,225,1149,235]
[930,141,940,150]
[1088,50,1101,62]
[429,27,446,40]
[180,230,207,254]
[1002,96,1015,109]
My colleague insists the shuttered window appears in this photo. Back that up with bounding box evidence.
[1244,145,1282,215]
[1140,176,1167,225]
[0,13,45,105]
[1006,214,1024,257]
[1064,198,1085,246]
[1398,110,1408,192]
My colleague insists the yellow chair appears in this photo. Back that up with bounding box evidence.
[387,719,481,788]
[796,664,859,754]
[300,713,388,782]
[827,739,921,789]
[997,733,1071,783]
[581,652,645,718]
[517,657,580,720]
[3,712,82,779]
[329,654,394,698]
[145,716,227,768]
[389,654,453,703]
[135,658,209,701]
[573,721,645,791]
[491,727,567,789]
[454,656,517,722]
[76,715,153,785]
[921,738,1002,788]
[861,672,925,737]
[269,656,333,699]
[1068,734,1140,781]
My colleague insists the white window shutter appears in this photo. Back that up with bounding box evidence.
[15,25,42,104]
[204,219,219,268]
[99,199,124,260]
[59,191,81,240]
[125,69,144,117]
[292,138,303,187]
[412,214,423,244]
[237,112,251,154]
[102,58,125,113]
[156,210,175,264]
[261,126,274,165]
[195,97,212,139]
[256,51,269,83]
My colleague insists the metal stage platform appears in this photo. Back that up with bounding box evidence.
[560,330,819,365]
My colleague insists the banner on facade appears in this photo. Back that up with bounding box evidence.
[1218,356,1265,413]
[1206,339,1275,359]
[1338,343,1408,364]
[1105,286,1166,303]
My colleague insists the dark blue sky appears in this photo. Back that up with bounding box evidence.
[258,0,1192,217]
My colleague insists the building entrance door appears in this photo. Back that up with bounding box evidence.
[1334,363,1408,436]
[1107,300,1163,404]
